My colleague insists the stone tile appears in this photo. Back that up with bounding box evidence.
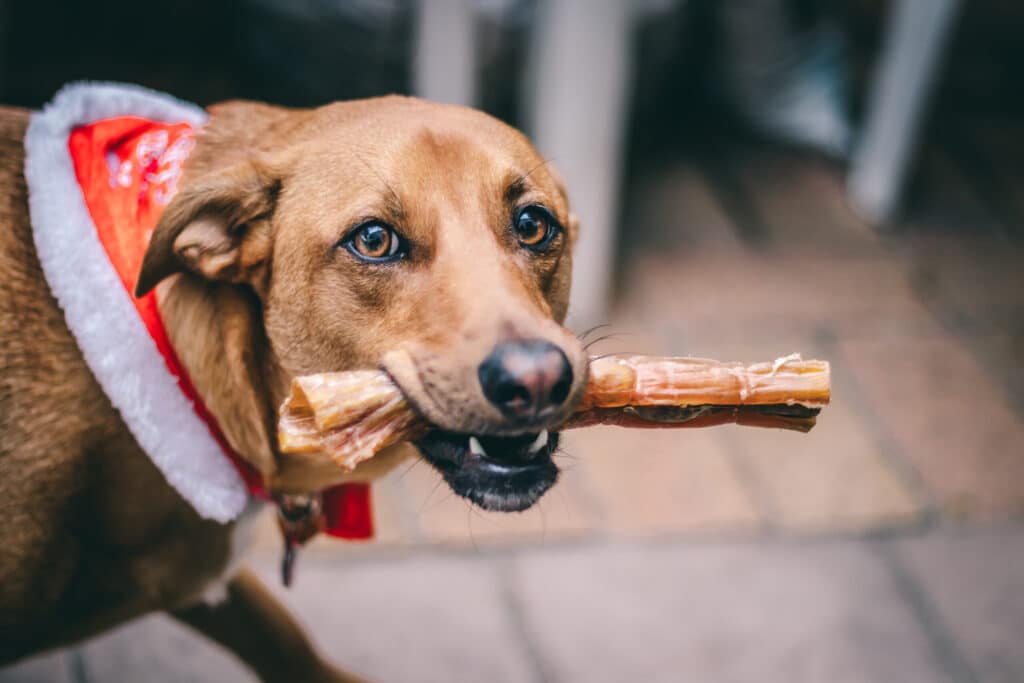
[513,540,951,683]
[619,251,940,345]
[725,399,922,533]
[654,328,818,369]
[903,235,1024,332]
[249,553,536,683]
[369,464,417,544]
[972,123,1024,225]
[0,652,72,683]
[841,335,1024,519]
[625,161,746,253]
[894,526,1024,683]
[673,333,923,533]
[902,145,1006,238]
[568,426,761,535]
[728,149,881,256]
[964,331,1024,416]
[78,614,254,682]
[399,451,598,546]
[575,310,919,535]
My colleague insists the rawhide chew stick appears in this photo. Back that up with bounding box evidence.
[278,353,831,471]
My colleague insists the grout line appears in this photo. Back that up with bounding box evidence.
[815,324,941,523]
[494,558,552,683]
[696,147,771,249]
[659,147,779,532]
[912,296,1024,421]
[936,131,1018,241]
[293,516,1024,571]
[717,428,781,535]
[871,540,978,683]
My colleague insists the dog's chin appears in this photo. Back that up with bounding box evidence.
[414,430,560,513]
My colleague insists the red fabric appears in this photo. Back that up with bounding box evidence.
[68,116,372,539]
[322,484,374,539]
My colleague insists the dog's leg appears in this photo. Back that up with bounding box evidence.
[171,569,368,683]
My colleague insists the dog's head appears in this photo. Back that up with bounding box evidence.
[137,96,586,512]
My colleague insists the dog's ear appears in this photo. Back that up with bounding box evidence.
[134,161,279,298]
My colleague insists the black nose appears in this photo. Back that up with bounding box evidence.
[478,340,573,420]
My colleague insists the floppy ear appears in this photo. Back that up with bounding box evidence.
[134,161,279,297]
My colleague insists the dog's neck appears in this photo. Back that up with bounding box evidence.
[156,275,414,493]
[156,274,284,479]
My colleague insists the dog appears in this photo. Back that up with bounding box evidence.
[0,90,587,681]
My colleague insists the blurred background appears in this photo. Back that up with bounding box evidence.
[2,0,1023,681]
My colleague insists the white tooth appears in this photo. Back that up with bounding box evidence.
[469,436,487,457]
[527,430,549,454]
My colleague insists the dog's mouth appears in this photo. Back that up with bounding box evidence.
[414,430,559,512]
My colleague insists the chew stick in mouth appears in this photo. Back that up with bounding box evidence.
[278,354,831,471]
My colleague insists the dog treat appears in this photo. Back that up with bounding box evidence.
[278,353,830,471]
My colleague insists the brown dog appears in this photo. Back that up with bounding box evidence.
[0,93,587,681]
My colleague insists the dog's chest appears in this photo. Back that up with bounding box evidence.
[199,499,270,604]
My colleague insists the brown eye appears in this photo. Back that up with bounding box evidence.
[514,206,558,250]
[344,222,405,262]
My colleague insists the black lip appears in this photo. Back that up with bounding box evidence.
[415,430,560,513]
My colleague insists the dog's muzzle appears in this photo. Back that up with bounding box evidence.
[414,429,559,512]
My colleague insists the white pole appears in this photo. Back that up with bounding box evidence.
[525,0,633,326]
[413,0,479,107]
[847,0,962,225]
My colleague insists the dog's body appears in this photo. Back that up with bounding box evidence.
[0,93,585,681]
[0,105,249,666]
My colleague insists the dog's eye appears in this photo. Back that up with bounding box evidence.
[514,206,559,251]
[344,222,404,262]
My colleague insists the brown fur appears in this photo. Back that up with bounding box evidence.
[0,96,584,681]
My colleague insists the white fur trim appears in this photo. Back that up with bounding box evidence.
[24,82,248,522]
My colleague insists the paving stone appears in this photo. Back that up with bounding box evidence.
[513,540,951,683]
[841,335,1024,519]
[964,331,1024,416]
[249,552,536,683]
[625,161,746,252]
[0,652,72,683]
[568,426,761,535]
[7,553,536,683]
[727,149,881,256]
[661,333,923,533]
[893,526,1024,683]
[78,613,254,682]
[398,449,598,546]
[725,399,922,532]
[362,464,415,546]
[903,235,1024,332]
[971,123,1024,226]
[902,145,1006,239]
[619,251,940,344]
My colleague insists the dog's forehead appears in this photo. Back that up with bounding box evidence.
[275,100,568,248]
[297,99,561,201]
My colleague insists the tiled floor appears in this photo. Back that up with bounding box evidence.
[4,138,1023,681]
